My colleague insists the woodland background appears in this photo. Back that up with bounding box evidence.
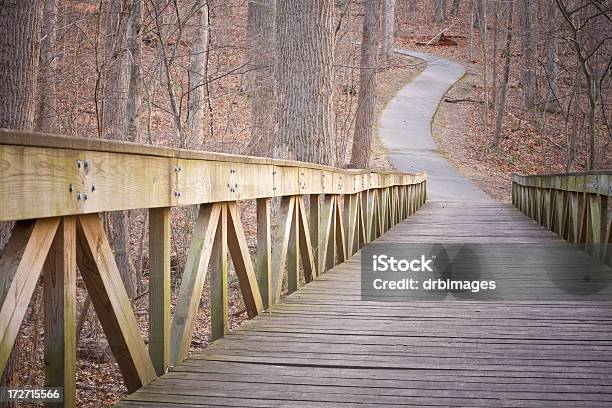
[0,0,610,406]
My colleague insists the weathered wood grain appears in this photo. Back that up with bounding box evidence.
[148,207,171,376]
[43,217,76,408]
[0,218,59,376]
[76,214,156,392]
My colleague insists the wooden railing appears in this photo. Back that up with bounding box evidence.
[512,171,612,266]
[0,129,426,406]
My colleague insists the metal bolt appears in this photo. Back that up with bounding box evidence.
[235,183,238,188]
[76,160,81,168]
[84,160,90,169]
[77,192,82,200]
[227,183,231,187]
[91,185,96,192]
[69,183,74,193]
[83,193,88,200]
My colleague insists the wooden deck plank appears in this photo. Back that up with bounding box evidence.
[116,202,612,407]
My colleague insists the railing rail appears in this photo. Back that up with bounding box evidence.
[512,172,611,266]
[0,129,427,406]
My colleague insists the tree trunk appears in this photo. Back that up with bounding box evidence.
[0,1,43,130]
[493,0,514,147]
[409,0,417,19]
[519,0,534,110]
[349,0,382,168]
[125,0,142,142]
[101,0,135,299]
[434,0,443,23]
[36,0,58,133]
[245,0,276,157]
[479,0,488,137]
[381,0,395,61]
[187,0,209,150]
[467,0,474,61]
[491,0,499,108]
[0,0,43,394]
[544,0,559,113]
[275,0,335,165]
[451,0,461,16]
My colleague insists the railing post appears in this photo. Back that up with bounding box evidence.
[148,207,171,376]
[44,216,76,408]
[211,203,228,341]
[256,198,272,309]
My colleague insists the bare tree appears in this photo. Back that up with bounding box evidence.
[349,0,382,168]
[479,0,488,137]
[434,0,443,23]
[555,0,606,170]
[0,0,43,392]
[187,0,210,149]
[245,0,276,157]
[451,0,461,16]
[36,0,58,133]
[275,0,335,164]
[100,0,135,298]
[544,0,560,113]
[493,0,514,147]
[126,0,142,142]
[381,0,396,61]
[467,0,474,61]
[491,0,500,108]
[519,0,535,110]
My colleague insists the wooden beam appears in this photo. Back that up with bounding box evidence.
[76,214,156,392]
[170,203,221,366]
[271,196,295,303]
[210,203,228,341]
[297,196,316,283]
[0,218,59,376]
[0,130,426,222]
[343,194,358,256]
[43,217,76,408]
[287,199,300,294]
[604,218,612,267]
[256,198,272,309]
[335,196,347,263]
[319,195,335,274]
[324,196,337,271]
[227,201,263,317]
[309,194,320,278]
[148,207,171,376]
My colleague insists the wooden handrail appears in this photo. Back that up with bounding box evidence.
[0,129,427,406]
[512,172,611,266]
[0,129,425,222]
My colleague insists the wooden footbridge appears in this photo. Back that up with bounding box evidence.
[1,130,611,407]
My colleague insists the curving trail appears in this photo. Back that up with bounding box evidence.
[379,50,491,203]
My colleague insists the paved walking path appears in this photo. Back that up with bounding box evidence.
[379,50,491,203]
